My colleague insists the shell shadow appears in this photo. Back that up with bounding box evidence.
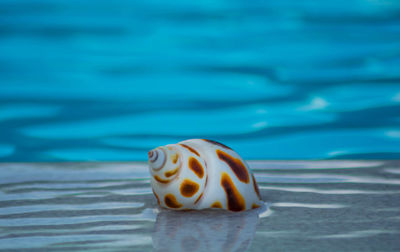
[152,205,267,252]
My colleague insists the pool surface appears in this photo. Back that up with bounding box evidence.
[1,161,400,251]
[1,0,400,161]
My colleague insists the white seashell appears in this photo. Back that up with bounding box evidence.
[148,139,263,212]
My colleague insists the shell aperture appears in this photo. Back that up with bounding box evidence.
[148,139,263,212]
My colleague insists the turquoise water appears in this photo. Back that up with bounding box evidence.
[1,0,400,161]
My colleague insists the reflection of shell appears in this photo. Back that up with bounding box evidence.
[152,208,261,252]
[148,139,263,211]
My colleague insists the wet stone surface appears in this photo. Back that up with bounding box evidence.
[0,161,400,251]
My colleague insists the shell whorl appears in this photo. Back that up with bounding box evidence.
[148,139,263,211]
[148,146,182,183]
[148,148,166,170]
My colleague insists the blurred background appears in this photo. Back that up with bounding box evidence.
[0,0,400,161]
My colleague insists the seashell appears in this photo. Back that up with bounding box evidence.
[148,139,263,212]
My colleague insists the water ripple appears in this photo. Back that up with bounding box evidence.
[0,144,14,158]
[313,230,399,239]
[0,161,399,251]
[0,0,399,161]
[272,202,347,209]
[256,172,400,184]
[260,186,400,195]
[0,104,60,121]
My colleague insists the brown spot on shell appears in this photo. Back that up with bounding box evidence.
[203,139,232,150]
[216,149,249,183]
[179,144,200,156]
[221,172,246,212]
[188,157,204,179]
[154,175,169,184]
[165,167,179,178]
[148,150,154,158]
[194,192,203,204]
[180,179,200,197]
[252,203,260,209]
[252,173,262,200]
[164,194,183,208]
[171,153,179,164]
[211,201,223,208]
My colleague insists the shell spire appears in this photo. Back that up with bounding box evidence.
[148,148,166,171]
[148,146,181,184]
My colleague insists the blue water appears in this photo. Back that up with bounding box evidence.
[1,0,400,161]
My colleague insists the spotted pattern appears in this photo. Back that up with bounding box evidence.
[221,172,245,212]
[188,157,204,179]
[211,201,222,208]
[154,175,169,184]
[216,149,249,183]
[150,139,262,211]
[171,153,179,164]
[165,167,179,177]
[180,179,200,197]
[164,194,183,208]
[179,144,200,156]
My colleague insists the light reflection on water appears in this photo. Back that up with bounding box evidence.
[0,0,400,161]
[152,208,262,252]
